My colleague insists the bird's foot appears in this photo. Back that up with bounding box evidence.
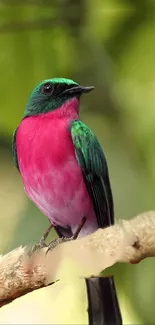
[46,236,73,254]
[72,216,87,239]
[29,223,53,255]
[46,216,87,254]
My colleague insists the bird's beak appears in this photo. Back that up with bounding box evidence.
[62,85,95,95]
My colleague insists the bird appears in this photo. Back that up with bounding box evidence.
[12,78,122,324]
[12,77,114,238]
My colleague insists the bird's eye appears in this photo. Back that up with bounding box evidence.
[41,83,53,95]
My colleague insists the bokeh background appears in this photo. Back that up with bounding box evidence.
[0,0,155,323]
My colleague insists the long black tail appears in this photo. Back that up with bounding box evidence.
[89,173,122,324]
[86,277,122,325]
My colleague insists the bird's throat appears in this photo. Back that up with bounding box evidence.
[42,97,79,119]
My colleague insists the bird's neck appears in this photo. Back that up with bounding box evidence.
[42,97,79,120]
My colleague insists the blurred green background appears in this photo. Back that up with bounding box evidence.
[0,0,155,323]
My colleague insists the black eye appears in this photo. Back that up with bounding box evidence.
[41,83,53,95]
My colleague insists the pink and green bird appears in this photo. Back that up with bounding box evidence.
[12,78,114,238]
[12,78,122,324]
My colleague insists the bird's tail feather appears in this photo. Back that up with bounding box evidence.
[86,277,122,325]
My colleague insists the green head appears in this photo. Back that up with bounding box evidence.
[24,78,94,117]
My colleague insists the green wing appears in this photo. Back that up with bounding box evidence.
[70,120,114,228]
[12,127,20,171]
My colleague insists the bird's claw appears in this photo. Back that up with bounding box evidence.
[29,240,47,256]
[46,216,87,254]
[29,223,53,256]
[29,216,87,255]
[46,236,73,254]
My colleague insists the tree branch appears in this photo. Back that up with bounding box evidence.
[0,210,155,307]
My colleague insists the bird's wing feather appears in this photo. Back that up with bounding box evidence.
[70,120,114,228]
[12,127,20,171]
[70,121,121,324]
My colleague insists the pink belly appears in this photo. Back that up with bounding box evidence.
[16,113,98,236]
[23,158,92,226]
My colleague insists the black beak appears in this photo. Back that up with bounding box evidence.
[62,85,95,95]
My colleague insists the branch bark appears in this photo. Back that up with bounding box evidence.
[0,210,155,307]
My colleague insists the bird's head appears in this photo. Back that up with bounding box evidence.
[24,78,94,118]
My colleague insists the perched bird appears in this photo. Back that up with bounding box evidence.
[12,78,114,238]
[12,78,122,324]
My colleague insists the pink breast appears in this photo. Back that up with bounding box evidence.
[15,111,95,228]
